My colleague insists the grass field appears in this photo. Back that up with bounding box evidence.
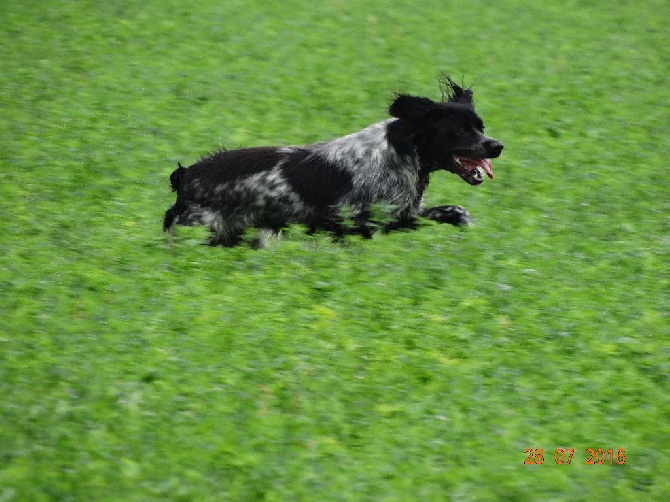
[1,0,669,500]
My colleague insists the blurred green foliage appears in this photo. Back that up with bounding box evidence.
[1,0,668,499]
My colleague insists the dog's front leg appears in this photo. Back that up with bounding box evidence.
[420,205,471,226]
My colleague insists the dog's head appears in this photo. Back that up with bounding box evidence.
[388,76,503,185]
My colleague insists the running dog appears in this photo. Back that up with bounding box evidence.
[164,77,503,246]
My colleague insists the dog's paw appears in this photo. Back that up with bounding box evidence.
[421,205,471,226]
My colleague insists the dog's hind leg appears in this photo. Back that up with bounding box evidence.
[250,228,282,249]
[205,216,246,247]
[163,202,185,244]
[420,205,471,226]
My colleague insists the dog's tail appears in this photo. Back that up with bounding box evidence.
[165,163,187,243]
[169,162,187,192]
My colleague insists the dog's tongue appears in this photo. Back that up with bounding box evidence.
[460,157,494,179]
[481,159,494,179]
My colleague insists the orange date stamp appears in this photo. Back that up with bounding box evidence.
[524,448,626,465]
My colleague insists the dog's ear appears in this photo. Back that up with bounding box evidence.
[440,75,474,106]
[389,94,440,121]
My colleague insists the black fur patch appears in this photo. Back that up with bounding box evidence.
[385,119,422,158]
[280,149,353,208]
[183,147,282,187]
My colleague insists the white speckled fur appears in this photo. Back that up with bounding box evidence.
[313,120,422,217]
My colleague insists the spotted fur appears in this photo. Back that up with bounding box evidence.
[164,77,503,247]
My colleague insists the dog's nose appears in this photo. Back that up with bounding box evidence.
[485,139,503,158]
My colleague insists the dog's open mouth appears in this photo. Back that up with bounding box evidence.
[453,156,494,185]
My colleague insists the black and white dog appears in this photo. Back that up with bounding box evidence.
[164,77,503,247]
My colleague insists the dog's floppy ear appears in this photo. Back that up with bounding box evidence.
[440,75,474,106]
[389,94,440,121]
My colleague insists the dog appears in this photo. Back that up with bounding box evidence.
[164,76,503,247]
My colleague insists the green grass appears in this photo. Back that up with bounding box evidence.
[1,0,669,500]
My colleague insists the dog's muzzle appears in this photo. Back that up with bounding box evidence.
[453,156,494,185]
[453,140,503,185]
